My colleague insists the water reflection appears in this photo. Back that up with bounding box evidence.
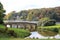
[28,31,60,39]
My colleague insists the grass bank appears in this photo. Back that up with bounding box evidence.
[0,24,30,38]
[0,38,60,40]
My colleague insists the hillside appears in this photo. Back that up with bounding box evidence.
[4,7,60,21]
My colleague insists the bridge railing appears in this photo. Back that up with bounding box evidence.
[3,20,39,24]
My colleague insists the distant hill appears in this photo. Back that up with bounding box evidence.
[4,7,60,22]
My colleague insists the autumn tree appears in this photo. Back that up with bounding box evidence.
[4,11,16,20]
[26,11,33,21]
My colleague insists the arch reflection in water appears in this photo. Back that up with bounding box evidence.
[28,31,60,39]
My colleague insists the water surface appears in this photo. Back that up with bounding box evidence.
[28,31,60,39]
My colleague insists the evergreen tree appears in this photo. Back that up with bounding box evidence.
[0,2,5,24]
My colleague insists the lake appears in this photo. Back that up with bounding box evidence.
[27,31,60,39]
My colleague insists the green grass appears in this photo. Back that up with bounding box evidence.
[0,24,60,40]
[0,24,5,28]
[0,24,30,38]
[38,24,60,28]
[38,24,60,35]
[8,28,31,38]
[0,38,60,40]
[46,24,60,28]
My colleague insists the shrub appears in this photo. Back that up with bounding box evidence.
[0,33,10,38]
[0,28,5,33]
[7,30,17,37]
[0,24,6,33]
[44,20,56,26]
[38,17,56,26]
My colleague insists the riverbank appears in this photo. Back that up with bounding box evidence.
[0,23,60,40]
[0,38,60,40]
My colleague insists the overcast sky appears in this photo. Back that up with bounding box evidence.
[0,0,60,14]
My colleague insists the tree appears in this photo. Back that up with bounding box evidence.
[26,11,33,21]
[38,17,56,26]
[19,10,28,20]
[0,2,5,24]
[4,11,16,20]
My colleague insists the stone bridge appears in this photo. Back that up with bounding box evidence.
[4,20,39,31]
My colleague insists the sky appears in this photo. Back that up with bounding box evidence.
[0,0,60,14]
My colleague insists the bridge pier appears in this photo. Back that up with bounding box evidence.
[4,21,38,32]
